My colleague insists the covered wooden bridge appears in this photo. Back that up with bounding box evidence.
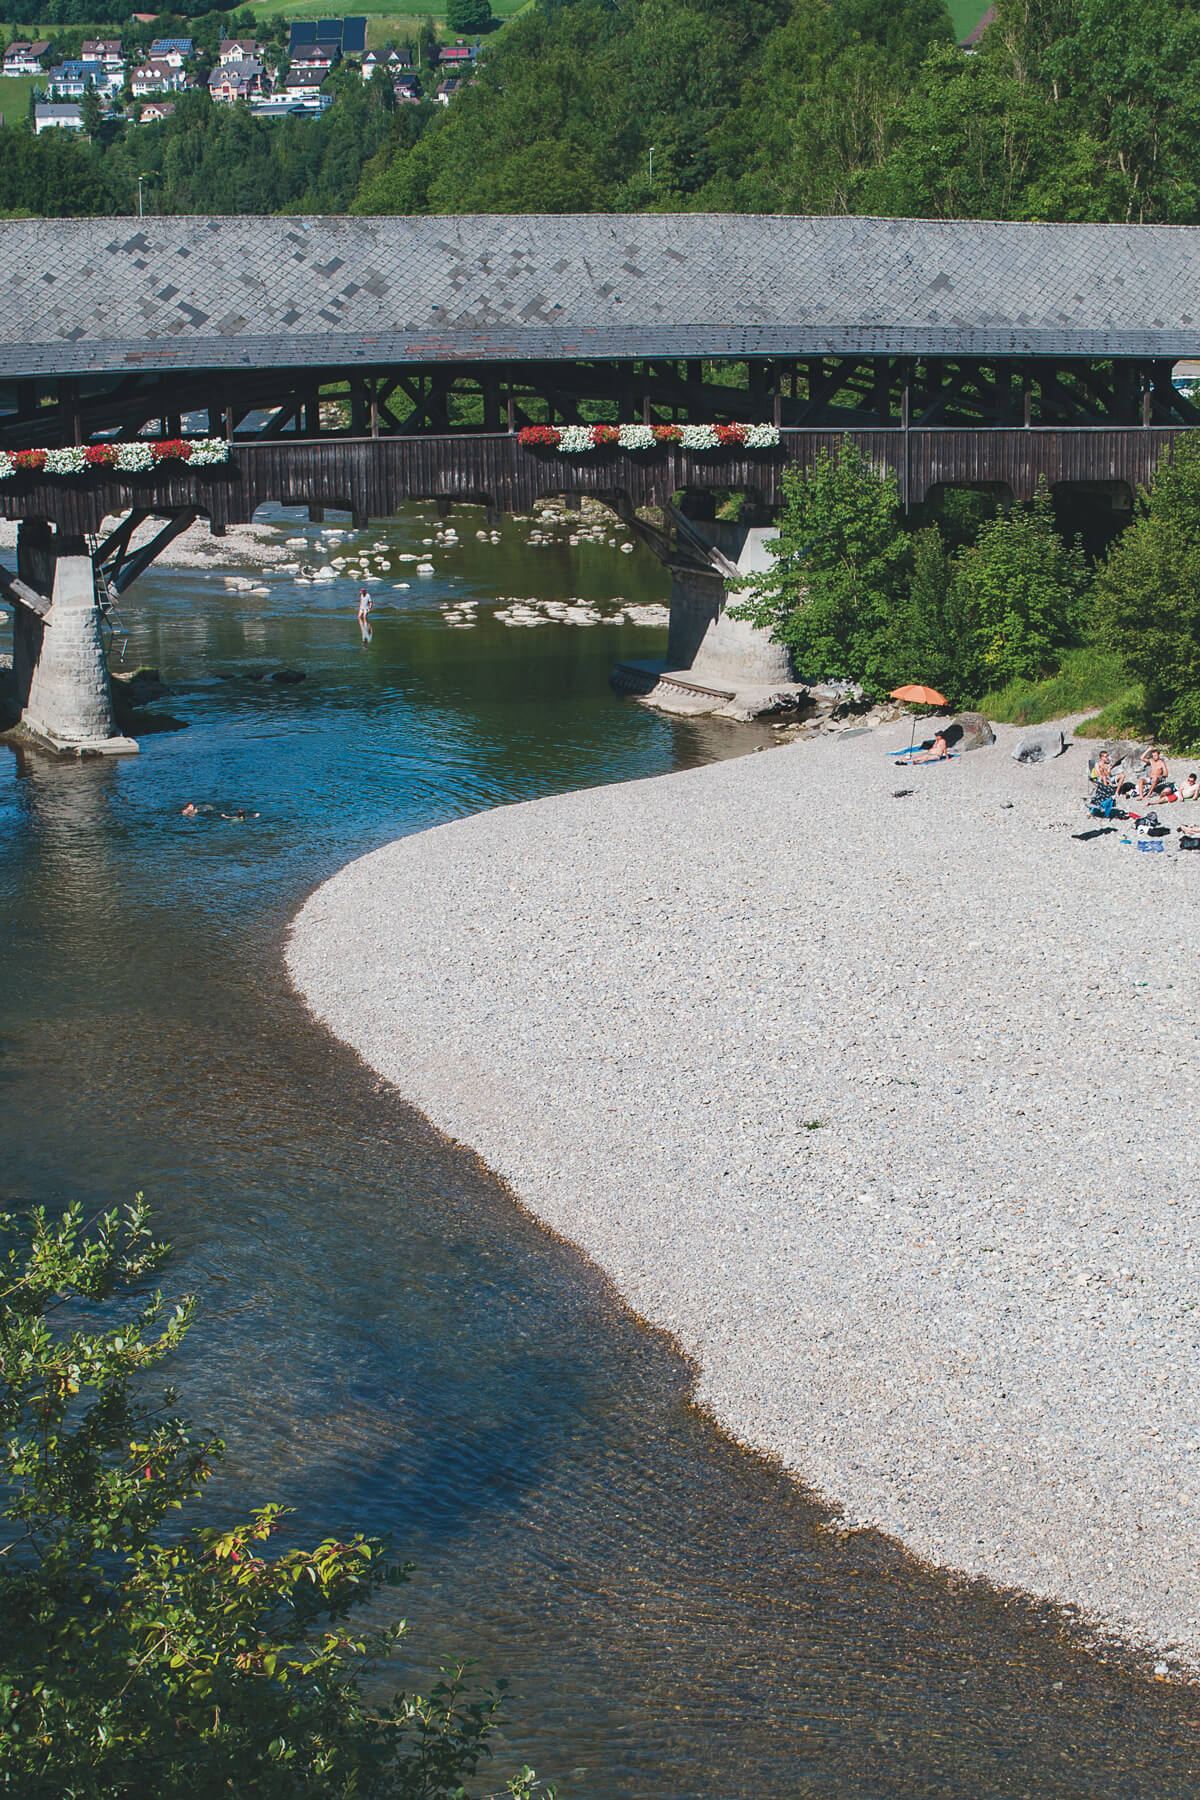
[1,211,1199,749]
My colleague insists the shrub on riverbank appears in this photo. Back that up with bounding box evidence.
[0,1197,546,1800]
[1093,435,1200,750]
[730,448,1093,709]
[975,644,1144,731]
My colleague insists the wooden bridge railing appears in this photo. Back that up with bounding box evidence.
[0,428,1186,535]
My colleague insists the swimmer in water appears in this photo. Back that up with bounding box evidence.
[220,807,259,821]
[181,802,197,817]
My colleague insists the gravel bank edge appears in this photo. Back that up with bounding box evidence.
[286,722,1200,1667]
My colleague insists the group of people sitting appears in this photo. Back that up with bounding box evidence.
[1089,746,1199,815]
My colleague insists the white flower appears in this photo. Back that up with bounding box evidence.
[743,423,781,448]
[115,442,156,472]
[187,438,230,466]
[680,424,719,450]
[617,423,656,450]
[44,446,88,475]
[0,452,14,482]
[555,425,595,454]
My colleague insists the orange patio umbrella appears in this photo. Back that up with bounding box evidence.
[890,683,948,757]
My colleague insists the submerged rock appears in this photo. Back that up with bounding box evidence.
[271,669,306,685]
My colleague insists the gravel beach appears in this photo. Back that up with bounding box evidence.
[287,720,1200,1663]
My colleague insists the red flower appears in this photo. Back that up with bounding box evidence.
[152,439,190,462]
[589,424,619,446]
[12,449,46,471]
[714,423,748,446]
[84,444,117,466]
[652,424,682,444]
[517,425,561,448]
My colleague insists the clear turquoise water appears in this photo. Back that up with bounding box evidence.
[2,504,1198,1798]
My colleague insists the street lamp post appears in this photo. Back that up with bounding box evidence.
[648,146,655,184]
[137,173,152,218]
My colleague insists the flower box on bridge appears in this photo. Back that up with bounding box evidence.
[517,423,782,453]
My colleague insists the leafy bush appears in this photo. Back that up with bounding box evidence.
[952,483,1090,688]
[728,445,911,693]
[880,525,982,707]
[0,1197,547,1800]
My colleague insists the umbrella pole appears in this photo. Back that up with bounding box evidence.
[908,712,917,756]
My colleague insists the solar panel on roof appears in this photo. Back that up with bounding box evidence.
[341,17,367,52]
[289,21,316,48]
[317,19,340,42]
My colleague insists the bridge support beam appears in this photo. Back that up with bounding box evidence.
[12,520,136,756]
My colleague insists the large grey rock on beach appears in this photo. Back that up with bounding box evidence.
[1013,726,1066,763]
[947,712,995,752]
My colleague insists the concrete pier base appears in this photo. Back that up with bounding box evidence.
[13,522,136,756]
[625,524,796,718]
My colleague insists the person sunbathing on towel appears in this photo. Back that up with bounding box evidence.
[1138,747,1170,798]
[912,731,949,763]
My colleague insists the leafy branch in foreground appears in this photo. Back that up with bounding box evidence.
[0,1196,548,1800]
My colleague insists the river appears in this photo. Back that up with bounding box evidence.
[2,502,1197,1797]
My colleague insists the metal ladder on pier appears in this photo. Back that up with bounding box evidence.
[89,534,128,664]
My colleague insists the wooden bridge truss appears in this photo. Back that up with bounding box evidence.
[3,353,1199,455]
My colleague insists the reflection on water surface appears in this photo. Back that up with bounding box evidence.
[1,505,1197,1797]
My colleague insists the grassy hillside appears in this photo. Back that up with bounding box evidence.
[0,75,35,128]
[945,0,989,38]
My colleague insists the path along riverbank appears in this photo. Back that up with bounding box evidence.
[288,719,1200,1666]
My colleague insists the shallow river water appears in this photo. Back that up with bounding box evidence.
[2,504,1199,1797]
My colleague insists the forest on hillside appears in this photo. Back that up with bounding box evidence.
[355,0,1200,220]
[2,0,1199,221]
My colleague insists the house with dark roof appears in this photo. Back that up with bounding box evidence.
[137,98,174,120]
[4,40,49,74]
[130,59,193,94]
[289,45,336,73]
[209,57,265,102]
[81,39,124,70]
[282,67,327,101]
[148,37,193,65]
[33,101,83,131]
[47,60,122,99]
[437,42,478,67]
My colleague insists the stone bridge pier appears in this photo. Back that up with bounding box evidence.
[4,520,136,757]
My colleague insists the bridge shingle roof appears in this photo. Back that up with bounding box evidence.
[2,213,1199,379]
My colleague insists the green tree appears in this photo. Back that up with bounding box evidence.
[1094,434,1200,744]
[953,481,1088,686]
[446,0,494,32]
[729,446,912,692]
[0,1196,548,1800]
[79,82,104,139]
[881,525,982,705]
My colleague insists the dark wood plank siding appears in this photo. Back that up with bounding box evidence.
[0,428,1187,532]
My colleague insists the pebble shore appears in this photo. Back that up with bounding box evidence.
[287,720,1200,1664]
